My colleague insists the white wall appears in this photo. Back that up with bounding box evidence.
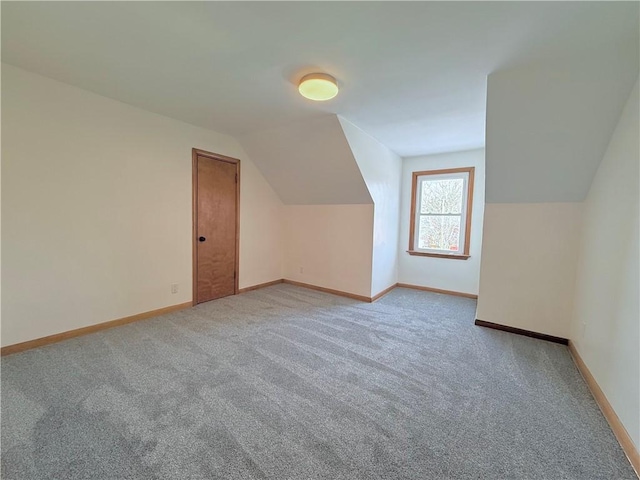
[398,149,485,295]
[570,79,639,449]
[238,159,284,289]
[339,117,402,296]
[1,64,283,346]
[476,203,582,338]
[282,205,373,298]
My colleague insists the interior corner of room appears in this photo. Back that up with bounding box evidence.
[1,2,638,478]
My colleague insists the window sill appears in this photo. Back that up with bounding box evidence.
[406,250,470,260]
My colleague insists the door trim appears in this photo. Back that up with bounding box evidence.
[192,148,240,305]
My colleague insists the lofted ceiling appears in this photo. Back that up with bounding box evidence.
[2,1,638,157]
[239,115,371,205]
[486,59,638,203]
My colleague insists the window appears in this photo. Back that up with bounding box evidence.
[408,167,474,259]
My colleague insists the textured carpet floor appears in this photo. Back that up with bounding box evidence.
[1,284,636,479]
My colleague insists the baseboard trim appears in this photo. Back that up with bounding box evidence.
[474,319,569,345]
[0,281,480,356]
[371,283,398,302]
[1,301,193,356]
[568,341,640,477]
[282,279,372,302]
[238,279,284,293]
[397,283,478,299]
[280,280,475,303]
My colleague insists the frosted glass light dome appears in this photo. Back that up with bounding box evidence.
[298,73,339,101]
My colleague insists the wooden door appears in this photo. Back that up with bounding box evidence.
[193,149,239,304]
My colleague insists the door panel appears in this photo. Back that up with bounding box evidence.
[195,153,238,303]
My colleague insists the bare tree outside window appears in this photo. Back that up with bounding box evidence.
[408,167,474,259]
[419,179,463,251]
[421,179,463,214]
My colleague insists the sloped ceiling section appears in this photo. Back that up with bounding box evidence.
[238,115,372,205]
[485,48,639,203]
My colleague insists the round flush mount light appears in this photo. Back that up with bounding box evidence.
[298,73,339,101]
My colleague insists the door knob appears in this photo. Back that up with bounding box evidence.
[199,236,206,242]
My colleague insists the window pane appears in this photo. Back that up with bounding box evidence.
[418,215,461,251]
[420,178,464,214]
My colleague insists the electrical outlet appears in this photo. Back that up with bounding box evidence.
[171,283,179,294]
[299,267,304,274]
[581,322,587,338]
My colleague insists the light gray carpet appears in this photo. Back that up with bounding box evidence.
[1,284,636,479]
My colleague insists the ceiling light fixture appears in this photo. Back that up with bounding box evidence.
[298,73,339,101]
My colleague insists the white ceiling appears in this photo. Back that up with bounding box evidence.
[2,2,638,157]
[240,115,372,205]
[486,59,638,203]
